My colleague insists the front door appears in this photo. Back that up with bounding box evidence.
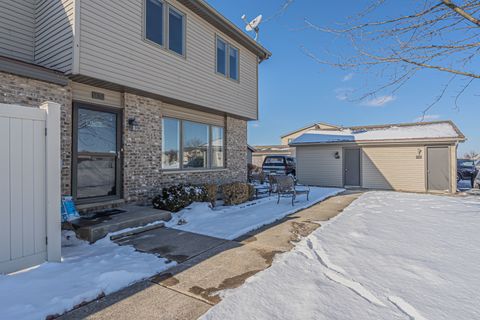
[73,103,122,203]
[427,147,450,192]
[344,148,361,186]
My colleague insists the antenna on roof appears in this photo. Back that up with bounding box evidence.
[241,14,263,42]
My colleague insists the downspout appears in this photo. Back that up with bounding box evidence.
[72,0,81,75]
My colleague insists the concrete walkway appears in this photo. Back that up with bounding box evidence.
[60,191,361,320]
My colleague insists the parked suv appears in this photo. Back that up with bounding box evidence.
[262,156,296,176]
[457,159,478,186]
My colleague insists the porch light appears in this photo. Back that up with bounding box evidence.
[128,117,139,131]
[334,151,340,159]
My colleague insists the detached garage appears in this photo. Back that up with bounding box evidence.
[291,121,465,193]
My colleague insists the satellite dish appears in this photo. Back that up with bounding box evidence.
[241,14,263,41]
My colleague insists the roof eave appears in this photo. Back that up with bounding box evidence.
[178,0,271,61]
[290,137,466,147]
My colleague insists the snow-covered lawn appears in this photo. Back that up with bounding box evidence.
[0,231,173,320]
[166,187,344,240]
[202,192,480,320]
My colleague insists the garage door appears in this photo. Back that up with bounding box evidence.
[0,103,61,274]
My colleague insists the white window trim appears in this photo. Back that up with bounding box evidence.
[162,117,225,171]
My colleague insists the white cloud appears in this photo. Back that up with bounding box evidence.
[342,73,354,82]
[250,122,260,128]
[361,95,396,107]
[335,88,354,101]
[414,114,440,122]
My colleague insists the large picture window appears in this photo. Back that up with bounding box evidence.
[162,118,180,169]
[162,118,225,170]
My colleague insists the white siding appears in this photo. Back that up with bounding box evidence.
[361,146,426,192]
[35,0,75,73]
[296,145,343,187]
[0,0,36,62]
[78,0,259,119]
[0,104,48,274]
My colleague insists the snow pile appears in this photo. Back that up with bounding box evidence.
[166,187,344,240]
[0,231,173,320]
[202,192,480,320]
[292,122,460,144]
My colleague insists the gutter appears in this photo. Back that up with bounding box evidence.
[0,56,68,86]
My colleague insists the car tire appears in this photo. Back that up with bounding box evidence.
[457,173,461,182]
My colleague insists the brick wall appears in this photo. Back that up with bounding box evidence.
[0,73,248,206]
[0,71,72,195]
[123,93,248,204]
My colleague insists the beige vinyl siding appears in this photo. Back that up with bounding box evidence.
[361,146,426,192]
[0,0,36,62]
[72,82,224,125]
[296,145,343,187]
[78,0,258,119]
[162,103,224,127]
[34,0,75,73]
[72,82,123,107]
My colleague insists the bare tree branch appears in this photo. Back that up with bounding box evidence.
[301,0,480,112]
[442,0,480,26]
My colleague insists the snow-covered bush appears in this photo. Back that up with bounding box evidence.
[152,184,217,212]
[222,182,255,206]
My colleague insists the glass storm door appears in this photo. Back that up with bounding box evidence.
[73,104,122,203]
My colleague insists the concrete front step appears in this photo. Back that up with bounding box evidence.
[71,205,172,243]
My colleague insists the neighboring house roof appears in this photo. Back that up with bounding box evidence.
[178,0,271,61]
[247,145,257,152]
[290,121,466,145]
[252,145,293,155]
[281,122,341,139]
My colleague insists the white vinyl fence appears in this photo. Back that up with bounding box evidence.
[0,102,61,274]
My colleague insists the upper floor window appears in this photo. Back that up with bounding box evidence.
[216,38,227,76]
[145,0,185,56]
[216,36,239,81]
[168,7,185,55]
[145,0,164,46]
[229,46,239,80]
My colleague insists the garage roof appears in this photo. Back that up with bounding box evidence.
[290,121,465,145]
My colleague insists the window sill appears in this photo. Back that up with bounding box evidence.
[162,168,227,174]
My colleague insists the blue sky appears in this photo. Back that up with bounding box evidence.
[207,0,479,155]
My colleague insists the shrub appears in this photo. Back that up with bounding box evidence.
[222,182,255,206]
[248,164,266,184]
[204,183,218,207]
[152,184,216,212]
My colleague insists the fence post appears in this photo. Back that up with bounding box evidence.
[40,101,61,262]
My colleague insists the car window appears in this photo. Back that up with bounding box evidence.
[264,157,285,166]
[458,160,475,167]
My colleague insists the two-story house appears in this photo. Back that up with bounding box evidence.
[0,0,271,209]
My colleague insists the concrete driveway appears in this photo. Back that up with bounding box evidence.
[59,191,361,320]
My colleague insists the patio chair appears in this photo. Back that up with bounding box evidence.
[275,175,310,206]
[268,174,278,195]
